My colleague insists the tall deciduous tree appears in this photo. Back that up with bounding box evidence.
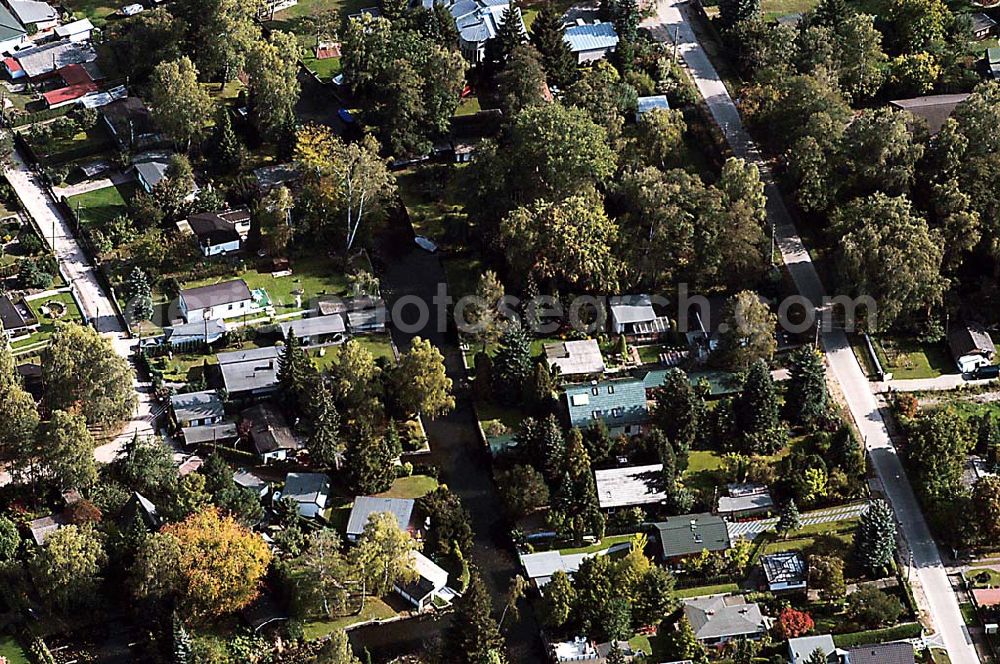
[148,56,213,149]
[634,109,687,169]
[540,569,575,628]
[714,291,777,371]
[501,187,621,291]
[30,525,107,612]
[464,270,505,350]
[297,529,354,617]
[390,337,454,418]
[295,125,395,255]
[42,410,97,490]
[245,31,302,141]
[351,512,416,600]
[175,0,265,80]
[43,323,137,429]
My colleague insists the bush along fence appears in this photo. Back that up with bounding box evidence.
[831,622,923,648]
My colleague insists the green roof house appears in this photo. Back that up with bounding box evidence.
[0,5,28,56]
[562,378,648,435]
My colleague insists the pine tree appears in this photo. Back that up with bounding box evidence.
[811,0,850,29]
[515,416,566,482]
[613,0,639,69]
[856,498,896,577]
[484,6,525,74]
[529,4,578,87]
[658,432,677,492]
[652,368,704,465]
[172,612,193,664]
[525,360,555,414]
[551,429,605,543]
[784,346,829,429]
[492,322,533,403]
[734,359,786,455]
[308,380,343,469]
[978,413,999,463]
[443,569,508,664]
[777,499,801,538]
[277,331,317,414]
[830,426,865,482]
[346,422,396,494]
[807,648,830,664]
[718,0,760,28]
[210,107,245,173]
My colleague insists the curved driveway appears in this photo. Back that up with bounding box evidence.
[643,2,979,661]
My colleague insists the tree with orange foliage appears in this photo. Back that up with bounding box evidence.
[777,606,815,639]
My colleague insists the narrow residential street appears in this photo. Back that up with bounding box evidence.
[642,2,980,661]
[377,247,547,662]
[1,146,156,485]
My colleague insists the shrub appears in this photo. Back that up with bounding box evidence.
[777,606,814,638]
[847,586,904,629]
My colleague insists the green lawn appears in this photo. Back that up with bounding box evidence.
[265,0,368,42]
[66,183,140,229]
[967,567,1000,588]
[682,450,727,495]
[761,0,821,19]
[960,602,979,627]
[559,534,634,556]
[455,96,482,117]
[150,353,216,384]
[396,164,470,248]
[184,254,350,314]
[62,0,117,25]
[0,636,30,664]
[310,334,395,370]
[302,596,397,640]
[374,475,439,500]
[302,54,342,81]
[762,518,858,555]
[676,582,740,598]
[12,292,84,352]
[875,338,955,380]
[22,126,109,165]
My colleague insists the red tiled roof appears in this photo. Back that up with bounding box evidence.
[973,588,1000,607]
[41,64,98,106]
[4,57,21,73]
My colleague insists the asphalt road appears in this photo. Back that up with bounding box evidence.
[1,147,156,485]
[643,2,980,661]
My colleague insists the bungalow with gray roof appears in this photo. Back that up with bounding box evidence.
[653,513,731,562]
[0,4,27,55]
[545,339,605,378]
[594,464,665,510]
[717,483,774,518]
[243,402,302,462]
[7,0,58,32]
[562,378,648,436]
[346,496,415,541]
[279,314,346,346]
[949,322,995,373]
[609,294,671,341]
[170,390,224,428]
[846,643,914,664]
[182,422,238,447]
[446,0,523,62]
[278,472,330,518]
[180,279,256,323]
[218,345,281,399]
[682,595,768,644]
[564,21,618,64]
[787,634,837,664]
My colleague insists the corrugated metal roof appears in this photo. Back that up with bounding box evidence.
[564,22,618,53]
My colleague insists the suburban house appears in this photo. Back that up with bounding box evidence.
[716,483,774,519]
[970,12,997,39]
[6,0,57,32]
[278,314,347,346]
[120,492,161,531]
[890,93,971,135]
[27,514,66,545]
[562,378,649,435]
[761,551,807,592]
[394,550,449,610]
[179,279,256,323]
[608,294,671,341]
[253,163,301,191]
[550,637,637,663]
[181,422,238,448]
[133,152,198,199]
[5,39,96,79]
[0,294,38,341]
[519,550,591,590]
[159,318,227,347]
[0,5,27,54]
[653,513,731,563]
[101,97,163,150]
[234,468,270,499]
[41,62,100,109]
[217,346,281,399]
[177,454,204,477]
[346,496,415,542]
[564,21,618,64]
[682,595,769,644]
[948,322,995,373]
[169,390,224,428]
[53,17,94,42]
[443,0,524,63]
[845,643,914,664]
[177,209,251,256]
[544,338,605,378]
[243,402,303,463]
[635,95,670,121]
[594,464,665,510]
[345,303,388,334]
[787,634,837,664]
[278,472,330,518]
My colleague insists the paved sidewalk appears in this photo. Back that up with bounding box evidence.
[880,375,997,392]
[642,2,980,661]
[727,502,868,541]
[53,169,133,199]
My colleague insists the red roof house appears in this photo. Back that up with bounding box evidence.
[42,64,99,109]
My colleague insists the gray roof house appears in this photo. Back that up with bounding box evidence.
[845,643,914,664]
[563,378,649,435]
[682,595,768,644]
[234,468,270,498]
[761,551,807,592]
[890,93,971,134]
[949,322,996,373]
[787,634,837,664]
[346,496,415,541]
[716,483,774,518]
[28,514,66,545]
[280,472,330,519]
[279,314,347,345]
[8,0,58,29]
[519,550,592,589]
[0,294,37,338]
[636,95,670,121]
[447,0,523,62]
[970,12,997,39]
[545,339,605,377]
[243,402,302,461]
[161,318,227,347]
[170,390,224,428]
[564,21,618,64]
[0,4,27,53]
[608,294,671,340]
[594,464,666,509]
[8,39,96,79]
[133,153,170,193]
[180,279,255,323]
[218,345,281,398]
[182,422,239,447]
[654,513,731,561]
[101,97,163,150]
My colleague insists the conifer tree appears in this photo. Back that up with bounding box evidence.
[443,570,508,664]
[784,346,829,429]
[529,4,577,87]
[856,498,896,577]
[777,499,801,538]
[308,380,343,469]
[492,321,533,402]
[734,359,786,454]
[277,331,317,415]
[172,612,193,664]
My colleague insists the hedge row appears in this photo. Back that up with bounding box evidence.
[832,622,923,648]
